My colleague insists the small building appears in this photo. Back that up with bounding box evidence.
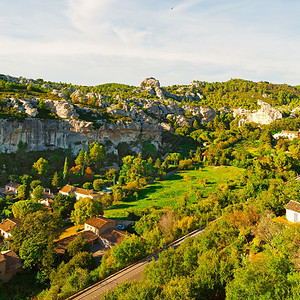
[0,250,23,282]
[273,131,300,140]
[59,185,101,201]
[0,219,21,239]
[100,229,128,248]
[85,216,115,236]
[286,200,300,223]
[55,230,99,256]
[4,182,21,196]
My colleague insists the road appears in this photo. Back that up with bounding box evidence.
[67,225,207,300]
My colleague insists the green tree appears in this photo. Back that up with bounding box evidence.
[12,200,43,219]
[93,179,104,191]
[52,193,76,219]
[89,143,106,169]
[52,171,59,188]
[17,184,27,200]
[226,253,292,300]
[65,234,90,258]
[32,157,49,176]
[71,198,104,226]
[63,157,69,180]
[19,232,48,270]
[30,179,41,190]
[32,185,44,200]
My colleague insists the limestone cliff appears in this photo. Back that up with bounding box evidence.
[0,118,161,154]
[233,100,283,126]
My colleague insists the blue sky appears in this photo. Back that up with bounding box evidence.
[1,0,300,86]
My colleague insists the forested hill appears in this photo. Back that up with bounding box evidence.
[1,74,300,111]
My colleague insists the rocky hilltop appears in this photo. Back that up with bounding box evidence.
[0,75,298,154]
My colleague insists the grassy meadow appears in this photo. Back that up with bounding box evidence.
[105,166,244,219]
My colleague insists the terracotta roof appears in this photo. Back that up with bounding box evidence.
[282,131,299,134]
[59,184,74,194]
[59,185,99,198]
[0,219,21,234]
[0,250,22,273]
[101,229,128,245]
[85,216,115,229]
[5,182,21,189]
[74,187,94,196]
[286,200,300,213]
[55,230,99,255]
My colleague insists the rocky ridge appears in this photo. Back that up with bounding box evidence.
[0,75,293,154]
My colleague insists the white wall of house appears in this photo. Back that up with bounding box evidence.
[286,209,300,223]
[0,229,11,239]
[84,224,99,235]
[74,193,92,200]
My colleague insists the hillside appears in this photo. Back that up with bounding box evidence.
[0,74,300,156]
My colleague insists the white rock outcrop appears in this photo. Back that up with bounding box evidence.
[233,100,282,126]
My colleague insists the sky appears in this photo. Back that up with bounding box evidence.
[0,0,300,87]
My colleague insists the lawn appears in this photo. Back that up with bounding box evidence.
[55,224,84,241]
[105,166,244,219]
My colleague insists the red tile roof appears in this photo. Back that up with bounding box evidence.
[101,229,128,245]
[59,184,74,194]
[5,182,21,189]
[85,216,115,229]
[286,200,300,213]
[0,219,21,234]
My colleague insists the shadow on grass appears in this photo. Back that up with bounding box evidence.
[106,202,136,211]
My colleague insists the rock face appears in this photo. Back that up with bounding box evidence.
[0,118,162,154]
[45,100,79,119]
[233,100,283,126]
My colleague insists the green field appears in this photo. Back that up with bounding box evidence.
[105,166,244,218]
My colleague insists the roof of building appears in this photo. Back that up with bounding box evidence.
[101,229,128,245]
[0,250,22,273]
[286,200,300,213]
[0,218,21,234]
[55,230,99,255]
[5,182,21,189]
[85,216,115,229]
[59,184,74,194]
[59,185,99,198]
[281,131,299,134]
[74,187,94,196]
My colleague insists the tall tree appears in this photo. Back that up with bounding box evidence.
[63,157,68,181]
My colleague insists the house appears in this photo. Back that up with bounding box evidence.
[59,185,101,201]
[273,131,300,140]
[55,230,99,256]
[286,200,300,223]
[4,182,21,195]
[84,216,129,248]
[0,219,21,239]
[0,250,23,282]
[99,229,128,248]
[85,216,115,235]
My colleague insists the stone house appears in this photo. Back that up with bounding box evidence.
[85,216,115,235]
[4,182,21,195]
[0,219,21,239]
[59,184,101,201]
[0,250,23,282]
[286,200,300,223]
[100,229,128,248]
[84,216,129,248]
[273,131,300,140]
